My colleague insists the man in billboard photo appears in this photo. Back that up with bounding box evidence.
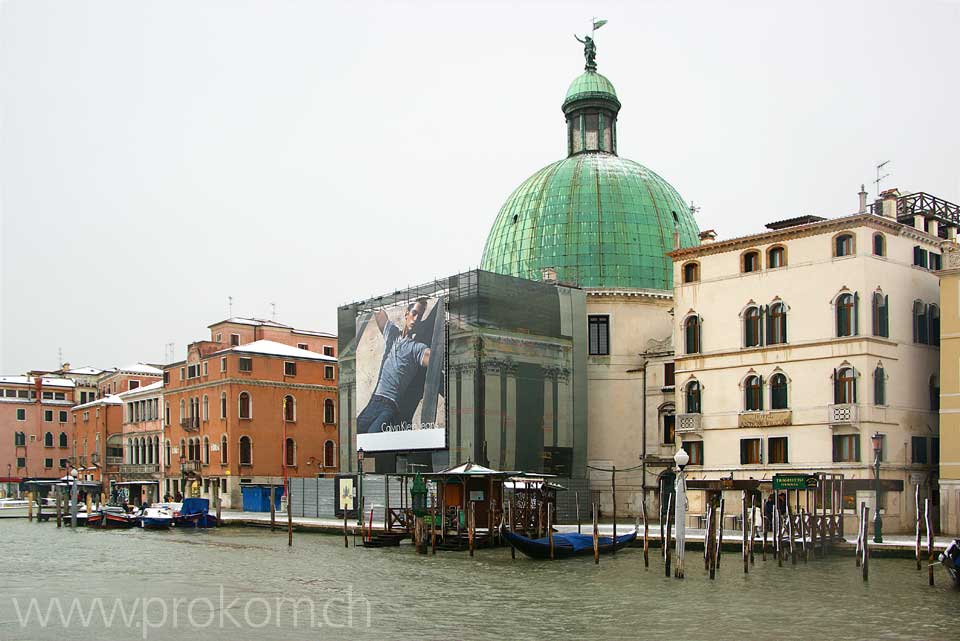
[357,298,435,434]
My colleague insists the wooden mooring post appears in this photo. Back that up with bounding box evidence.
[611,465,617,554]
[270,485,276,531]
[786,499,796,566]
[468,501,476,558]
[592,502,599,565]
[508,499,515,560]
[707,506,717,580]
[342,503,349,548]
[926,498,935,587]
[742,491,749,574]
[799,508,807,563]
[915,485,922,571]
[862,505,870,581]
[547,503,554,561]
[56,491,63,528]
[641,497,649,568]
[575,491,581,534]
[704,504,713,570]
[27,492,33,522]
[664,493,673,578]
[855,501,864,567]
[749,493,757,565]
[715,498,725,568]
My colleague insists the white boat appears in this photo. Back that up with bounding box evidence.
[138,505,174,529]
[0,497,56,518]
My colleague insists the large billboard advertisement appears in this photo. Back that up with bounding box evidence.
[355,296,446,452]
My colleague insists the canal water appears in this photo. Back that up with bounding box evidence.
[0,519,954,641]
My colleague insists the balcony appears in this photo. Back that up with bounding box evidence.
[180,417,199,432]
[180,460,201,474]
[119,464,160,476]
[829,403,859,426]
[106,456,124,466]
[676,413,702,434]
[738,410,792,428]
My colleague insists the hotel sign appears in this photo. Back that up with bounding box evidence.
[738,410,792,428]
[773,474,818,491]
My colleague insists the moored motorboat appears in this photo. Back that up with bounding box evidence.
[174,498,219,528]
[0,497,56,518]
[939,539,960,587]
[503,528,637,559]
[87,505,138,529]
[138,505,174,529]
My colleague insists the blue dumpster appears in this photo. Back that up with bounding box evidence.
[240,485,284,512]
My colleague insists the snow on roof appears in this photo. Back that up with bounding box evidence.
[66,366,104,375]
[117,380,164,397]
[0,375,76,388]
[72,394,123,410]
[114,363,163,376]
[292,329,337,338]
[214,339,336,362]
[208,317,293,329]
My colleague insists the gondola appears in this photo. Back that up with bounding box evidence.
[938,539,960,587]
[503,528,637,559]
[174,498,219,528]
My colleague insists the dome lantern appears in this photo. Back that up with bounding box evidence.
[563,39,620,157]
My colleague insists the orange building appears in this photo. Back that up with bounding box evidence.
[97,363,163,398]
[0,376,76,496]
[162,318,337,509]
[70,394,124,487]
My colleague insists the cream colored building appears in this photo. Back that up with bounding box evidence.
[937,244,960,535]
[670,189,949,533]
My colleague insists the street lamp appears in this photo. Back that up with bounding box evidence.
[871,432,883,543]
[357,448,364,527]
[673,447,690,578]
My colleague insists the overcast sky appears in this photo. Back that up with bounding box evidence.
[2,1,958,374]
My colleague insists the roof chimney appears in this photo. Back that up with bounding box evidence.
[699,229,717,245]
[880,188,899,219]
[858,184,868,214]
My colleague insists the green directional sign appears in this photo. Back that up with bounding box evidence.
[773,474,818,490]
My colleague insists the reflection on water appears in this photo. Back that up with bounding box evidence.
[0,520,954,641]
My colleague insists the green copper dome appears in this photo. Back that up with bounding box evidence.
[481,154,698,290]
[480,48,699,291]
[563,71,620,110]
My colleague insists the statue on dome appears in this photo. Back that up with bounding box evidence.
[574,33,597,71]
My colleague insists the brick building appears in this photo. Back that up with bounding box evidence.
[70,394,124,486]
[163,318,338,508]
[0,376,75,496]
[97,363,163,398]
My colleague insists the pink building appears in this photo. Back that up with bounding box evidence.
[0,375,76,497]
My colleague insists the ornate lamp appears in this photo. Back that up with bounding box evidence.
[411,472,428,517]
[674,448,690,471]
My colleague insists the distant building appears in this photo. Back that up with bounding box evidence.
[163,318,338,508]
[70,393,124,486]
[670,188,950,533]
[97,363,163,398]
[28,364,104,405]
[117,380,165,505]
[0,376,75,496]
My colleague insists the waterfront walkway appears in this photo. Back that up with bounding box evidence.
[219,511,935,556]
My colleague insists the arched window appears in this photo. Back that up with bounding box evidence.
[769,302,787,344]
[744,375,763,411]
[202,395,209,421]
[324,440,335,468]
[684,316,701,354]
[44,432,53,447]
[770,373,788,410]
[188,438,196,461]
[682,262,700,283]
[834,233,854,257]
[220,435,228,465]
[203,436,210,465]
[685,380,701,414]
[873,233,885,257]
[914,300,929,344]
[284,395,295,422]
[179,399,185,422]
[836,293,858,337]
[179,438,186,462]
[238,392,251,419]
[874,365,886,406]
[930,375,940,411]
[768,246,786,268]
[929,304,940,346]
[834,367,857,404]
[744,306,761,347]
[239,436,252,466]
[872,292,889,338]
[742,250,760,273]
[59,432,68,448]
[220,392,227,419]
[164,440,171,467]
[324,399,335,424]
[285,438,296,467]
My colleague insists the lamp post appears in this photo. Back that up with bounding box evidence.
[871,432,883,543]
[69,467,79,528]
[357,448,364,527]
[673,447,689,578]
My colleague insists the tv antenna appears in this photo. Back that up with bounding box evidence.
[228,295,233,318]
[270,302,277,321]
[874,160,891,196]
[688,201,701,216]
[58,347,63,369]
